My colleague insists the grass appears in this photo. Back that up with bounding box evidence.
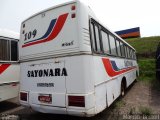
[126,36,160,58]
[113,100,126,109]
[126,36,160,85]
[139,106,152,116]
[137,59,156,83]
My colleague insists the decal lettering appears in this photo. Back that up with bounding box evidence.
[27,68,68,77]
[24,29,37,41]
[37,83,54,87]
[62,41,74,47]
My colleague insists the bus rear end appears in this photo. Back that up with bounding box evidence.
[20,1,79,60]
[19,1,95,116]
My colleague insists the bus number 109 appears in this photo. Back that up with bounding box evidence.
[24,29,37,41]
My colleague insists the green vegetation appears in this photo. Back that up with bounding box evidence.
[139,106,152,116]
[114,100,126,109]
[126,36,160,58]
[126,36,160,84]
[138,59,156,83]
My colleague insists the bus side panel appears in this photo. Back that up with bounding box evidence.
[92,56,121,112]
[0,84,20,102]
[0,64,19,83]
[0,64,20,102]
[92,57,138,111]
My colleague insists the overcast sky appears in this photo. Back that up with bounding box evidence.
[0,0,160,37]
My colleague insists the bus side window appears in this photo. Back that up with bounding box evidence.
[124,45,128,58]
[132,50,135,59]
[109,34,117,56]
[11,41,18,61]
[90,23,96,52]
[133,52,137,59]
[116,39,121,57]
[94,25,101,53]
[0,39,10,61]
[120,42,125,57]
[101,30,110,54]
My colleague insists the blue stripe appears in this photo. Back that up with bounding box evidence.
[111,61,120,71]
[24,19,57,44]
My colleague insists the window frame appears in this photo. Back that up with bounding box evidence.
[89,18,136,60]
[0,36,19,63]
[90,19,103,54]
[101,29,111,54]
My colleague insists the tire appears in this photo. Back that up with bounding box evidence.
[121,82,125,97]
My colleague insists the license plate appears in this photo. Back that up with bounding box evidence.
[38,94,52,104]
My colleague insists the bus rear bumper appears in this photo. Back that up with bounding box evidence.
[29,104,95,117]
[31,104,67,115]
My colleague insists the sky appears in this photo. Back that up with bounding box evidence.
[0,0,160,37]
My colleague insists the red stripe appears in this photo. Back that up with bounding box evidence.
[102,58,136,77]
[22,13,68,48]
[0,64,11,74]
[119,32,140,38]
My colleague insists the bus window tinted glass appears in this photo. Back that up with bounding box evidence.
[90,23,96,52]
[0,39,10,61]
[116,40,121,56]
[109,35,117,55]
[95,25,101,52]
[101,30,110,54]
[11,41,18,61]
[120,42,125,57]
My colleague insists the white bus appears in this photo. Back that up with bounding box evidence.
[19,0,139,117]
[0,29,19,102]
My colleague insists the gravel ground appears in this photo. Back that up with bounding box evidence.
[1,81,160,120]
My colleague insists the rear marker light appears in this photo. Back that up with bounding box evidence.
[71,13,76,18]
[12,83,17,87]
[23,24,25,28]
[20,92,28,101]
[71,5,76,10]
[22,30,25,34]
[68,96,85,107]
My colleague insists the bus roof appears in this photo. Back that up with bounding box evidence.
[0,29,19,40]
[21,0,135,51]
[22,0,79,23]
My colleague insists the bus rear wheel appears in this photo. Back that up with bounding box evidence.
[121,81,125,97]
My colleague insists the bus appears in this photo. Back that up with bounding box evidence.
[19,0,139,117]
[0,29,19,102]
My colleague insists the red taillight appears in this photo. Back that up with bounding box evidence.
[11,83,17,87]
[68,96,85,107]
[71,13,76,18]
[71,5,76,10]
[20,92,28,101]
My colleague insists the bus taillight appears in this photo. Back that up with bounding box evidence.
[11,83,17,87]
[20,92,28,101]
[68,96,85,107]
[71,5,76,10]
